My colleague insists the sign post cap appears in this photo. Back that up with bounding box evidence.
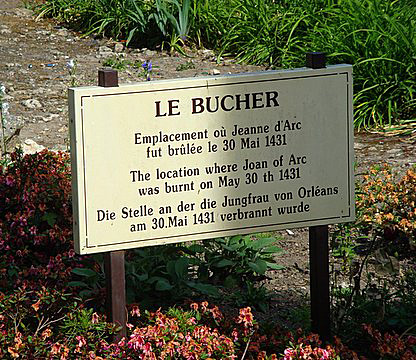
[306,52,326,69]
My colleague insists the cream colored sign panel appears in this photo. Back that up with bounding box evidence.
[69,65,354,254]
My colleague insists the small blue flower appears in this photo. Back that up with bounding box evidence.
[142,60,152,81]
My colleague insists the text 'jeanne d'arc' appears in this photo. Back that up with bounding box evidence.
[154,90,279,117]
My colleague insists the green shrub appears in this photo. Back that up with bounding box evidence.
[35,0,415,127]
[124,234,284,308]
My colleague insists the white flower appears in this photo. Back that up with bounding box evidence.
[66,59,75,69]
[2,102,9,115]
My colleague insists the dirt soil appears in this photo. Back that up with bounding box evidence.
[1,1,415,321]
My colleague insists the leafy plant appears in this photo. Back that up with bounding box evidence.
[195,234,284,288]
[231,281,272,312]
[36,0,415,128]
[151,0,191,44]
[68,256,105,302]
[124,244,218,306]
[191,0,415,128]
[176,60,195,71]
[35,0,151,45]
[102,55,132,70]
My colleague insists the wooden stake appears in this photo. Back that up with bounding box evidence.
[306,52,331,342]
[98,69,127,340]
[309,225,331,342]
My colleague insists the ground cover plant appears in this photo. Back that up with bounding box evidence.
[32,0,416,129]
[1,150,415,358]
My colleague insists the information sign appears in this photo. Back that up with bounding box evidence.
[69,65,354,254]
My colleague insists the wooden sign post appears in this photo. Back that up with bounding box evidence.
[98,69,127,340]
[306,52,331,342]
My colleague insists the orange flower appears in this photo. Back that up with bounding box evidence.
[51,342,62,354]
[385,213,394,221]
[377,194,385,202]
[41,328,52,340]
[237,307,254,327]
[8,347,19,358]
[32,299,41,312]
[60,345,69,360]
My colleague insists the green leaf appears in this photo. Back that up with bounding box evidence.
[79,289,93,298]
[266,262,285,270]
[72,268,97,277]
[188,282,219,296]
[8,267,18,277]
[166,260,176,279]
[222,244,241,251]
[175,257,189,279]
[250,237,276,250]
[187,244,205,253]
[155,279,173,291]
[67,281,89,288]
[42,212,57,226]
[215,259,235,268]
[137,273,149,281]
[261,246,284,254]
[224,275,238,288]
[148,276,168,284]
[229,235,242,244]
[249,259,268,275]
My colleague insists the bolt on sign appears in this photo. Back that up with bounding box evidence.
[69,65,354,255]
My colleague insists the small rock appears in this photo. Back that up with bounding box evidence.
[23,139,45,155]
[98,46,113,55]
[144,49,156,57]
[0,28,11,35]
[42,114,59,123]
[286,229,295,236]
[56,28,69,36]
[6,63,15,68]
[198,49,214,59]
[36,30,50,36]
[386,148,401,154]
[13,8,34,17]
[2,95,13,101]
[114,43,124,53]
[210,69,221,75]
[21,99,42,109]
[354,142,366,150]
[368,146,378,151]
